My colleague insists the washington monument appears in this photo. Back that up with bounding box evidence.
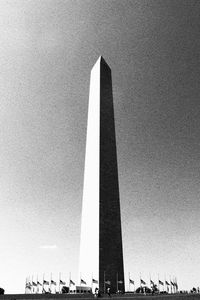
[79,57,124,293]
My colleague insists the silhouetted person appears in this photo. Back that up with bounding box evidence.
[94,288,98,298]
[0,288,4,295]
[107,287,111,297]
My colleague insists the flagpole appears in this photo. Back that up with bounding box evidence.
[149,273,151,290]
[162,275,164,293]
[42,274,44,294]
[173,276,175,294]
[69,272,71,293]
[50,273,52,293]
[26,277,28,294]
[128,272,130,292]
[91,273,93,292]
[140,273,141,292]
[26,276,28,294]
[175,277,178,293]
[166,281,169,294]
[175,277,176,293]
[176,277,178,293]
[167,276,169,294]
[29,275,32,293]
[59,272,60,294]
[175,277,177,293]
[170,276,172,294]
[172,276,173,294]
[38,274,40,294]
[104,271,105,294]
[174,277,176,293]
[27,276,29,294]
[25,277,27,294]
[36,274,38,294]
[31,275,33,294]
[28,276,30,294]
[174,277,175,293]
[116,272,118,293]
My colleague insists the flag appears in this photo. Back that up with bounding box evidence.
[150,280,154,285]
[43,280,49,285]
[51,280,56,285]
[37,281,42,286]
[105,280,111,285]
[129,279,134,285]
[60,279,66,285]
[32,282,37,287]
[118,280,123,284]
[26,281,31,286]
[92,279,98,284]
[26,285,31,290]
[159,280,164,285]
[165,281,170,286]
[27,282,32,287]
[140,279,146,285]
[26,282,31,289]
[69,279,75,285]
[170,281,174,286]
[80,279,86,285]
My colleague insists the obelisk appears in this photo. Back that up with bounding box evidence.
[79,57,124,293]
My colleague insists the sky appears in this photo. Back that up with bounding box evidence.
[0,0,200,294]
